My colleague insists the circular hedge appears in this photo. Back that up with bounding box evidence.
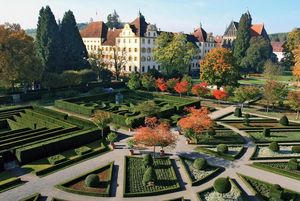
[292,145,300,153]
[279,115,289,126]
[287,159,298,170]
[217,144,228,154]
[193,158,207,170]
[213,177,232,193]
[85,174,100,188]
[263,128,270,137]
[269,141,279,152]
[142,166,157,185]
[142,154,153,168]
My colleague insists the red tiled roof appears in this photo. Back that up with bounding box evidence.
[271,41,284,52]
[250,24,264,37]
[130,17,148,37]
[193,27,207,42]
[80,21,108,38]
[102,29,122,46]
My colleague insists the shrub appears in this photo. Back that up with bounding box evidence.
[213,177,231,193]
[244,113,250,118]
[85,174,100,188]
[269,141,280,152]
[234,107,242,117]
[47,154,67,165]
[193,158,207,170]
[263,128,270,137]
[207,128,216,137]
[269,184,283,200]
[286,159,298,170]
[217,144,228,154]
[292,145,300,153]
[279,115,289,126]
[243,116,250,126]
[142,154,154,168]
[74,146,92,156]
[142,166,157,186]
[106,132,118,143]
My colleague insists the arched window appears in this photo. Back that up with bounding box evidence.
[141,56,146,62]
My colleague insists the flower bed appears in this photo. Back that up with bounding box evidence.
[123,156,180,197]
[251,144,300,160]
[197,178,246,201]
[250,161,300,180]
[179,156,223,186]
[195,145,246,161]
[56,162,114,197]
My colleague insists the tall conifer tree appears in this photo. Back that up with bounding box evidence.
[36,6,63,73]
[60,10,89,70]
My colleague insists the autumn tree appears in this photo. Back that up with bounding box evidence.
[174,81,188,97]
[293,44,300,83]
[134,120,177,155]
[0,23,44,90]
[182,74,193,94]
[156,78,168,92]
[200,47,239,88]
[282,28,300,68]
[108,46,127,80]
[166,78,179,92]
[92,111,112,138]
[287,91,300,120]
[127,72,141,90]
[141,74,155,91]
[212,90,228,101]
[263,80,288,112]
[234,86,260,108]
[263,60,283,80]
[153,32,197,75]
[177,107,213,140]
[134,101,160,116]
[192,82,209,99]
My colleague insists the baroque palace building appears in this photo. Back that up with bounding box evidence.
[80,13,216,75]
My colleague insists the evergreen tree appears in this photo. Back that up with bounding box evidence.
[60,10,89,70]
[233,12,252,69]
[106,10,121,29]
[36,6,63,73]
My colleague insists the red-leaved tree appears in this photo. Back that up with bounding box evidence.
[134,120,177,155]
[212,89,228,101]
[156,78,168,92]
[191,82,209,99]
[177,107,213,139]
[174,80,188,97]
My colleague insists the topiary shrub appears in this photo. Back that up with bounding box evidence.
[142,166,157,186]
[269,184,283,200]
[286,159,298,170]
[243,116,250,126]
[263,128,271,137]
[234,107,242,117]
[279,115,289,126]
[85,174,100,188]
[244,113,250,118]
[269,141,280,152]
[193,158,207,170]
[207,128,216,138]
[213,177,232,193]
[217,144,228,154]
[142,154,154,168]
[292,145,300,153]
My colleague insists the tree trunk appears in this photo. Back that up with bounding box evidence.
[101,129,104,139]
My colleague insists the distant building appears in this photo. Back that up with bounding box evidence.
[80,13,216,75]
[271,41,284,62]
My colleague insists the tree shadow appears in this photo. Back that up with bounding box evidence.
[110,164,119,197]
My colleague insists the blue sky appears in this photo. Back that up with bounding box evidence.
[0,0,299,35]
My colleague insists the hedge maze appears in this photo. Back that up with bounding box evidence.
[55,90,201,128]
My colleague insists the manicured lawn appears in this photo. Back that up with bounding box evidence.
[56,162,114,197]
[124,156,180,197]
[239,174,300,200]
[248,130,300,143]
[224,120,300,130]
[195,145,245,161]
[250,161,300,180]
[251,144,300,160]
[195,131,245,145]
[179,156,223,186]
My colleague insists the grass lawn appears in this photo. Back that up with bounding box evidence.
[124,156,180,197]
[195,145,245,161]
[195,131,245,145]
[248,130,300,143]
[238,75,295,86]
[251,144,300,160]
[225,121,300,130]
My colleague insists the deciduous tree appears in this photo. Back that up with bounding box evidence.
[155,78,168,92]
[127,72,141,90]
[293,44,300,83]
[263,80,288,112]
[200,47,239,88]
[141,74,155,91]
[287,91,300,120]
[234,86,260,108]
[263,60,283,80]
[282,28,300,68]
[106,10,121,29]
[212,90,228,101]
[92,111,112,138]
[174,81,188,97]
[166,78,179,92]
[191,82,209,99]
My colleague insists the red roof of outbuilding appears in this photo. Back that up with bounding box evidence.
[271,41,284,52]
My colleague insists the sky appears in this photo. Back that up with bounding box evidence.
[0,0,299,35]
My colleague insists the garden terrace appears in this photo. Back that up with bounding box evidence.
[123,156,180,197]
[55,90,201,128]
[56,162,114,197]
[0,106,108,164]
[179,156,223,186]
[238,174,300,200]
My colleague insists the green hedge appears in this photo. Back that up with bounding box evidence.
[55,99,94,116]
[35,145,108,176]
[195,145,246,161]
[56,162,114,197]
[18,193,41,201]
[0,95,13,104]
[74,146,92,156]
[32,106,68,120]
[0,177,23,193]
[250,144,300,160]
[48,154,67,165]
[15,128,103,164]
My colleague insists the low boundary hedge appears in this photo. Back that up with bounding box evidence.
[250,162,300,180]
[0,177,23,193]
[18,193,41,201]
[179,155,224,186]
[250,144,300,160]
[195,145,246,161]
[56,162,114,197]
